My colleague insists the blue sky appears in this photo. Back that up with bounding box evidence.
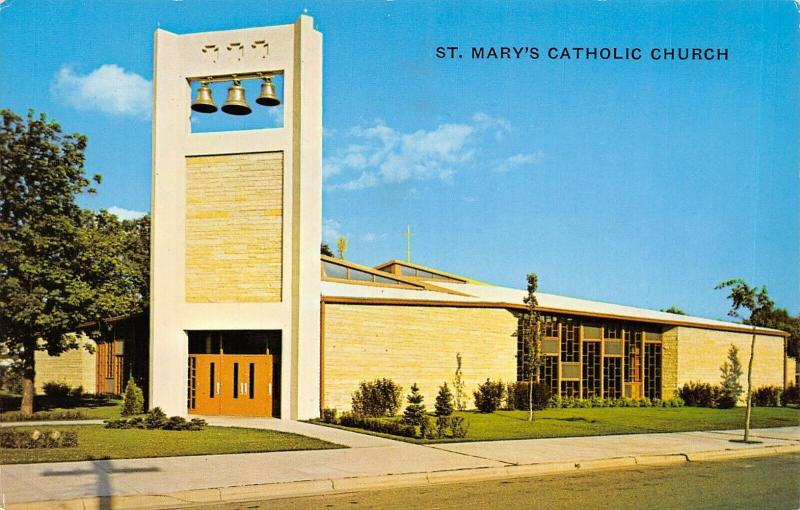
[1,1,797,321]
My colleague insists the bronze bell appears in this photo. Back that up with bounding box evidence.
[191,82,217,113]
[221,80,252,115]
[256,77,280,107]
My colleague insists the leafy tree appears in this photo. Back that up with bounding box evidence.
[403,383,426,425]
[320,243,334,257]
[522,273,542,421]
[434,381,454,417]
[453,352,466,411]
[716,279,775,442]
[718,344,743,409]
[661,306,686,315]
[748,307,800,360]
[0,109,147,414]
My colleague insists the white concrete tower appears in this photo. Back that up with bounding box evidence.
[150,16,322,419]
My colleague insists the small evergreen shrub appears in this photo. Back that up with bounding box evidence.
[752,386,782,407]
[679,382,721,408]
[782,384,800,406]
[507,381,551,411]
[105,408,206,431]
[403,383,427,425]
[0,429,78,449]
[718,345,743,408]
[320,408,338,423]
[121,377,145,416]
[351,379,403,417]
[42,381,71,399]
[338,413,416,438]
[473,379,505,413]
[447,416,469,438]
[434,382,454,417]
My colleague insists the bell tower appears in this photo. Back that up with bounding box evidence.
[149,16,322,419]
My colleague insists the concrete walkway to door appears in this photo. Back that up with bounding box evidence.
[200,415,396,448]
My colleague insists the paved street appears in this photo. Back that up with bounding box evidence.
[201,454,800,510]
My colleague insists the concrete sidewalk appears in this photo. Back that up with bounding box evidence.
[2,422,799,510]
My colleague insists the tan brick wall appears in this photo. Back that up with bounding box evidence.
[676,326,788,401]
[661,327,679,398]
[322,304,519,412]
[185,152,283,303]
[34,336,96,394]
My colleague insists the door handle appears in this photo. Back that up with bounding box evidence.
[216,382,220,395]
[268,383,272,395]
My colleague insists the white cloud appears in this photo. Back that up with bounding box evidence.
[494,151,545,173]
[51,64,151,119]
[322,218,342,243]
[107,206,147,220]
[324,113,512,191]
[362,232,387,243]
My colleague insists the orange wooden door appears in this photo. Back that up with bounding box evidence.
[219,355,272,416]
[189,355,221,415]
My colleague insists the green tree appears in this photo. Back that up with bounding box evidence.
[434,381,454,417]
[453,352,466,411]
[320,243,334,257]
[403,383,426,425]
[718,344,743,408]
[0,109,147,415]
[716,278,775,442]
[748,308,800,360]
[661,306,686,315]
[522,273,542,421]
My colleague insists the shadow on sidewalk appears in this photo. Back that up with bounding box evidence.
[43,461,160,510]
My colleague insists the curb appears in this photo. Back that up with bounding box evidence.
[7,444,799,509]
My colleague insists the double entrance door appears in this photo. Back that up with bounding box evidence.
[189,355,273,416]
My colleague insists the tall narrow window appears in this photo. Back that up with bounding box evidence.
[209,362,215,399]
[233,362,239,399]
[249,363,255,399]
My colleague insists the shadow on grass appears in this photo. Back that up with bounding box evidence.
[490,411,598,424]
[0,394,118,413]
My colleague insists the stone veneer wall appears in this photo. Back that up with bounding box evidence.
[34,334,96,394]
[185,152,283,303]
[322,303,519,411]
[676,326,788,401]
[661,327,679,398]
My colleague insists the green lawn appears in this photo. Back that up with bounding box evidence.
[0,395,122,421]
[326,407,800,444]
[0,425,345,464]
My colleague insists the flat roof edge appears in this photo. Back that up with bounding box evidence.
[320,296,788,338]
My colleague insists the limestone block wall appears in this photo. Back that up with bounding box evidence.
[322,303,519,411]
[185,152,283,303]
[676,326,788,398]
[34,336,97,394]
[661,327,679,398]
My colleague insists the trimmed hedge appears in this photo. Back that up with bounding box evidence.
[0,409,86,422]
[547,395,685,408]
[679,382,722,408]
[752,386,782,407]
[338,413,416,438]
[0,429,78,449]
[506,381,551,411]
